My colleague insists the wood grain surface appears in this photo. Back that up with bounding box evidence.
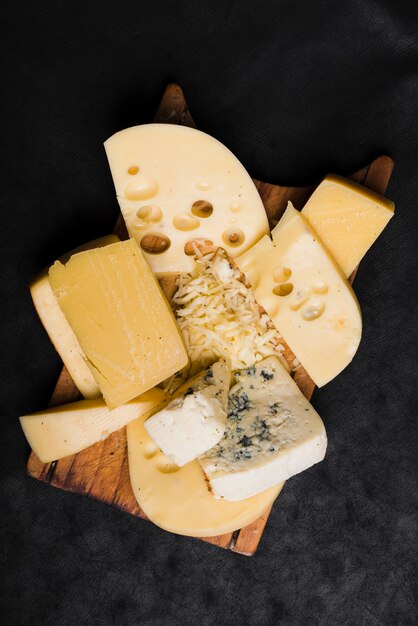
[27,83,394,556]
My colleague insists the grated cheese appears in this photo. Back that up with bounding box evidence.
[163,248,288,393]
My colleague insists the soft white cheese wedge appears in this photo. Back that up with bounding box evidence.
[20,388,167,463]
[199,357,327,501]
[144,359,231,466]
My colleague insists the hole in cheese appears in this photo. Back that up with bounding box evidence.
[173,214,200,231]
[272,283,294,297]
[273,267,292,283]
[312,280,329,294]
[136,204,162,222]
[127,166,139,175]
[125,178,159,201]
[140,233,171,255]
[191,200,213,218]
[301,299,325,321]
[222,228,245,248]
[155,456,181,474]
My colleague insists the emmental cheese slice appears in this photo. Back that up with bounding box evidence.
[145,359,231,466]
[236,204,362,387]
[20,388,167,463]
[302,175,394,277]
[104,124,270,274]
[30,235,119,399]
[199,357,327,501]
[48,239,188,409]
[127,410,283,537]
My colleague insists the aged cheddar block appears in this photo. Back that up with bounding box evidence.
[302,174,394,277]
[20,388,166,463]
[104,124,270,274]
[199,357,327,501]
[30,235,119,399]
[48,239,188,409]
[236,203,362,387]
[145,359,231,466]
[127,409,283,538]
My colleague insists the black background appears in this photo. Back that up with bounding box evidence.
[1,1,418,624]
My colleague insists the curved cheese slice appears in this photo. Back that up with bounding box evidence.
[104,124,269,274]
[237,203,362,387]
[20,388,167,463]
[127,413,283,538]
[30,235,119,399]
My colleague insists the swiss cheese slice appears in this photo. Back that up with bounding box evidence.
[48,239,188,409]
[30,235,119,399]
[104,124,270,274]
[145,359,231,466]
[20,388,166,463]
[127,412,283,537]
[302,175,394,277]
[236,203,362,387]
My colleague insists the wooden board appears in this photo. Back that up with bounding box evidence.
[27,83,394,556]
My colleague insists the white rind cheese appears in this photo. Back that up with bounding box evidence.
[104,124,269,274]
[145,359,231,466]
[199,357,327,501]
[20,388,167,463]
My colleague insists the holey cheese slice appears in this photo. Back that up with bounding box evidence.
[236,204,362,387]
[49,239,188,409]
[20,388,166,463]
[104,124,269,274]
[302,175,394,277]
[199,357,327,501]
[145,359,231,466]
[30,235,119,399]
[127,411,283,538]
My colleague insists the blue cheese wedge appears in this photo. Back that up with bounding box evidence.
[144,359,231,466]
[198,356,327,501]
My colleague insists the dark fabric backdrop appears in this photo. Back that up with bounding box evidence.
[1,1,417,624]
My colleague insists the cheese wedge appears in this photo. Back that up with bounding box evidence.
[48,239,188,409]
[199,357,327,501]
[20,388,167,463]
[236,203,362,387]
[104,124,269,274]
[127,412,283,537]
[30,235,119,398]
[301,175,394,277]
[145,359,231,466]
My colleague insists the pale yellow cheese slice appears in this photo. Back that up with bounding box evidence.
[49,239,189,409]
[30,235,119,399]
[127,414,283,537]
[236,203,362,387]
[302,175,394,277]
[104,123,270,274]
[20,388,167,463]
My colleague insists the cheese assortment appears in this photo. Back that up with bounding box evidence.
[144,359,231,466]
[301,175,394,277]
[104,124,270,274]
[20,121,395,542]
[199,357,327,501]
[236,203,362,387]
[48,238,188,409]
[20,388,166,463]
[30,235,119,399]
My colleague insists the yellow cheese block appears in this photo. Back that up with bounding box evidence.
[104,123,270,274]
[20,388,167,463]
[30,235,119,399]
[127,413,283,537]
[302,175,394,277]
[236,203,362,387]
[48,239,188,409]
